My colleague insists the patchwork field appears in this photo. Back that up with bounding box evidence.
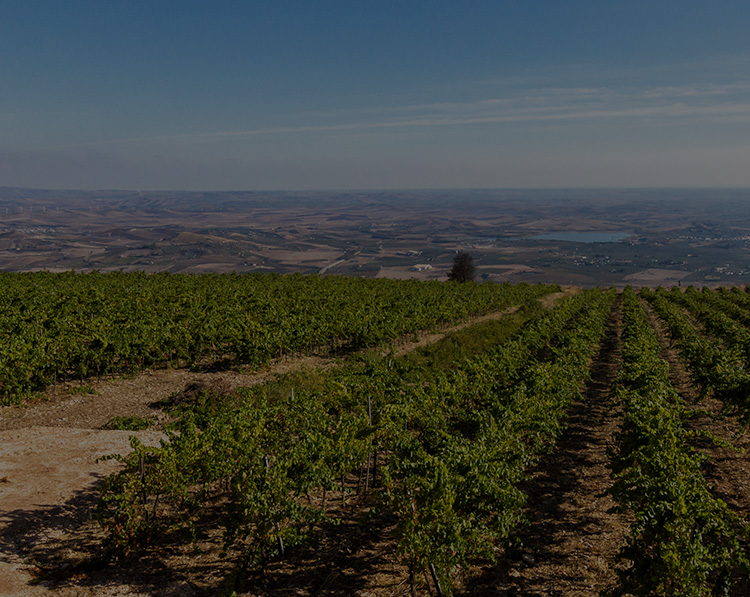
[2,187,750,286]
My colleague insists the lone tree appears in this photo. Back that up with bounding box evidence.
[448,252,476,282]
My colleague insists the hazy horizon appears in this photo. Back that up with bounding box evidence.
[4,184,750,195]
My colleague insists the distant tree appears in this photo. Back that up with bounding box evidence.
[448,252,476,282]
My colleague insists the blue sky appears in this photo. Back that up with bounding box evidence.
[2,1,750,190]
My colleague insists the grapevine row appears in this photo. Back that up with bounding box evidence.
[642,287,750,425]
[609,288,749,595]
[668,286,750,368]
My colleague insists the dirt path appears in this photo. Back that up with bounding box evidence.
[488,293,629,596]
[0,427,165,596]
[0,289,581,596]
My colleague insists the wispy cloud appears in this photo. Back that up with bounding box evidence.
[62,77,750,150]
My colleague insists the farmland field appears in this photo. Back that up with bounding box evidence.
[1,272,750,596]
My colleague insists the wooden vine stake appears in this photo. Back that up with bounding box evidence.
[364,395,373,494]
[428,564,443,597]
[406,487,444,597]
[138,453,150,524]
[263,455,285,556]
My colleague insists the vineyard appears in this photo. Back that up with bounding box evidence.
[1,272,750,596]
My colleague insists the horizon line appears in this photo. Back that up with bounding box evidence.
[3,184,750,195]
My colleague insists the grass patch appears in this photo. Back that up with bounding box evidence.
[70,384,96,395]
[400,300,545,375]
[102,415,154,431]
[261,367,330,401]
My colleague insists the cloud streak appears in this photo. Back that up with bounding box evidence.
[59,77,750,151]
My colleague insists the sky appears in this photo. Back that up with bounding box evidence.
[2,1,750,191]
